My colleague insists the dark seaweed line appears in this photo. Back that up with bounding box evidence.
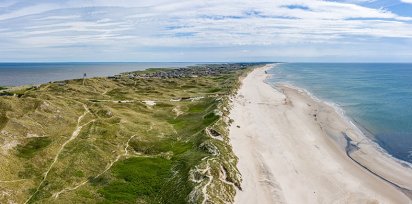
[342,132,412,199]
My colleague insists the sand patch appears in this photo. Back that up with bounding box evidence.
[142,100,156,106]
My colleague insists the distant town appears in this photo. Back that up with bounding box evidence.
[109,63,266,79]
[0,63,268,97]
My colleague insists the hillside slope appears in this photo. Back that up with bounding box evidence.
[0,64,258,204]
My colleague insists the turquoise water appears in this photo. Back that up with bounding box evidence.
[267,63,412,163]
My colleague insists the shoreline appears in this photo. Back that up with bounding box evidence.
[0,63,255,203]
[229,65,412,203]
[0,62,198,87]
[277,81,412,193]
[276,82,412,169]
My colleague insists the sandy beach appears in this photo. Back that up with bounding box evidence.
[229,65,412,204]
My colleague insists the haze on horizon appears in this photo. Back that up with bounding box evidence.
[1,0,412,62]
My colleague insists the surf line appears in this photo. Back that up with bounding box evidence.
[342,132,412,199]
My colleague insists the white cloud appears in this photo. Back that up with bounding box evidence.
[0,3,61,21]
[0,0,412,61]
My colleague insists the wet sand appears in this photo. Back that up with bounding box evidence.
[229,65,412,204]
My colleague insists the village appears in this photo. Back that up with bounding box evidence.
[108,63,261,79]
[0,63,264,97]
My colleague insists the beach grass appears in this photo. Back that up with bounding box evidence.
[16,137,52,159]
[0,64,256,203]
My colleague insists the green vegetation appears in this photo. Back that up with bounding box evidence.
[16,137,52,159]
[0,112,8,130]
[136,68,171,74]
[99,157,173,203]
[0,64,259,203]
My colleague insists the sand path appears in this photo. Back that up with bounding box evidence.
[24,104,93,204]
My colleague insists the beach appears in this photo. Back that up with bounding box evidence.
[229,65,412,203]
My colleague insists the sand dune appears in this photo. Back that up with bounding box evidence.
[229,65,412,204]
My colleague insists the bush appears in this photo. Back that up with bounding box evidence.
[16,137,52,159]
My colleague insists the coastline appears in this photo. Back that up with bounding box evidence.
[277,82,412,164]
[0,63,254,203]
[0,62,197,87]
[229,65,412,203]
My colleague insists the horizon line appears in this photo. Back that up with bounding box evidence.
[1,61,412,64]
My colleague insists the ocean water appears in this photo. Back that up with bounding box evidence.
[267,63,412,163]
[0,62,197,87]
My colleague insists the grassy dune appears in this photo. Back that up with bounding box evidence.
[0,64,256,203]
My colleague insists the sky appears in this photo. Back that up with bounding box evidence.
[0,0,412,62]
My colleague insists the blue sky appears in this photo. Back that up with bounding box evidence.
[0,0,412,62]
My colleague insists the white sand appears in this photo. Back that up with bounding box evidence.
[142,100,156,106]
[229,66,412,204]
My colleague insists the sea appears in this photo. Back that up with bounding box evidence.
[1,62,411,164]
[0,62,197,87]
[267,63,412,164]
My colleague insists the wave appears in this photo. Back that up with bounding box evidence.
[265,79,412,169]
